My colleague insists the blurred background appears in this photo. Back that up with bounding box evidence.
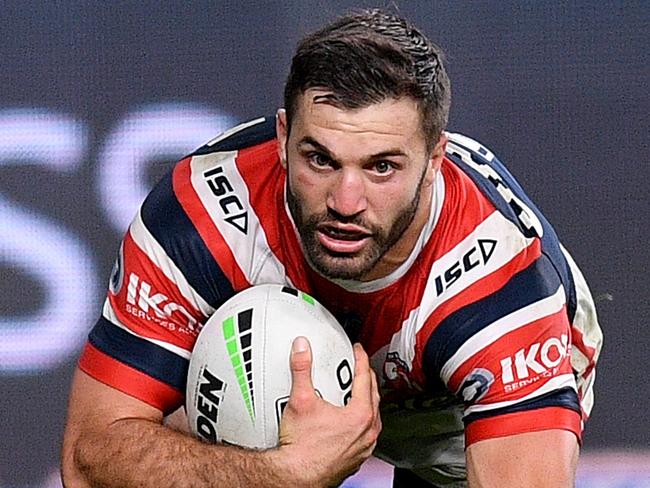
[1,1,648,486]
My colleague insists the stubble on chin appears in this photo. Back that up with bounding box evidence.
[304,235,382,280]
[287,185,421,281]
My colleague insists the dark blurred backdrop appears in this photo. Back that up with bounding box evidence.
[0,1,648,486]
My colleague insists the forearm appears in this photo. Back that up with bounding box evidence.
[67,418,291,488]
[62,343,381,488]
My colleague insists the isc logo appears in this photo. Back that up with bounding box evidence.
[433,239,497,296]
[203,166,248,234]
[500,334,569,384]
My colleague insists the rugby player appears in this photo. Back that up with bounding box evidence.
[62,9,602,487]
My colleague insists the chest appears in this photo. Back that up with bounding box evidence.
[310,281,437,398]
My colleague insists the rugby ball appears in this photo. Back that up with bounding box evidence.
[186,284,354,448]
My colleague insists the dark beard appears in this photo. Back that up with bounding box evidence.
[286,171,425,281]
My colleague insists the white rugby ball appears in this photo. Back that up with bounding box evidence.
[186,284,354,449]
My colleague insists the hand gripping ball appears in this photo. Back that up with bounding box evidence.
[186,284,354,448]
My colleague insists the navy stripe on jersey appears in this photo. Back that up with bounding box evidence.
[463,386,581,425]
[89,316,189,392]
[447,141,577,322]
[423,254,563,384]
[191,116,276,155]
[140,170,235,309]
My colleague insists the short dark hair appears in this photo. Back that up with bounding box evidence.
[284,9,451,149]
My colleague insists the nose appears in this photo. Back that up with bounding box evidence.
[326,168,367,218]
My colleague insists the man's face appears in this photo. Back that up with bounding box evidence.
[277,89,445,281]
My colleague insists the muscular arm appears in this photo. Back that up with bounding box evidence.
[61,339,380,488]
[466,430,579,488]
[61,369,288,488]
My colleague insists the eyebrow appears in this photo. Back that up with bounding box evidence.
[297,136,408,160]
[297,136,333,156]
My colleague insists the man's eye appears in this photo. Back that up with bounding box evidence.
[309,153,331,167]
[374,161,394,174]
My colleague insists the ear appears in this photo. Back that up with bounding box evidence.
[276,109,288,169]
[424,132,448,186]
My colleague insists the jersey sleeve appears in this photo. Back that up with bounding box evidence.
[411,133,603,447]
[421,252,582,447]
[80,116,291,413]
[79,164,235,414]
[561,245,602,421]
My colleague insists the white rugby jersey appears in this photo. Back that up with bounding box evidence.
[80,117,602,481]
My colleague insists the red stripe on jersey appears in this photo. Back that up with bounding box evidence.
[570,325,597,377]
[577,360,595,385]
[447,307,573,403]
[465,406,582,446]
[411,238,542,385]
[430,160,498,259]
[79,343,183,413]
[232,141,280,238]
[447,307,571,390]
[173,157,250,291]
[309,270,413,357]
[232,140,311,290]
[108,229,203,350]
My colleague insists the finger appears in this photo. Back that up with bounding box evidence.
[369,369,382,433]
[369,368,380,410]
[288,336,315,399]
[349,343,373,404]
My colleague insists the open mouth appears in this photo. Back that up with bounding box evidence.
[316,225,372,253]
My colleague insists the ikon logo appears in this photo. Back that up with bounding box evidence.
[125,273,198,331]
[500,334,569,384]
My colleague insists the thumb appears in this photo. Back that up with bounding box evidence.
[289,336,315,398]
